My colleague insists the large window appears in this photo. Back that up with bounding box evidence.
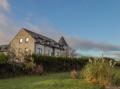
[57,52,59,56]
[48,50,51,56]
[19,38,23,43]
[25,38,29,43]
[38,48,42,55]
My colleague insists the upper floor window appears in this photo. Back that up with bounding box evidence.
[25,38,29,43]
[19,39,23,43]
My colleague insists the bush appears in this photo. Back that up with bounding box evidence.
[0,53,8,64]
[112,68,120,86]
[33,64,44,75]
[32,54,89,72]
[0,62,24,78]
[23,55,36,74]
[70,69,78,79]
[0,53,25,78]
[82,59,116,86]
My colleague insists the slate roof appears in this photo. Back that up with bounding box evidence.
[23,28,56,42]
[0,45,9,52]
[22,28,68,49]
[59,36,68,46]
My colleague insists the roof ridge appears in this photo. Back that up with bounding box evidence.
[22,28,57,43]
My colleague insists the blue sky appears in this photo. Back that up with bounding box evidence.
[1,0,120,58]
[10,0,120,43]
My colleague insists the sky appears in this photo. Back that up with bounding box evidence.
[0,0,120,59]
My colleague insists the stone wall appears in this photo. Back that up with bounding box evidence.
[10,29,35,61]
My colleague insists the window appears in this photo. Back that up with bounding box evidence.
[25,48,29,52]
[57,52,59,56]
[38,48,42,55]
[19,38,23,43]
[48,50,51,56]
[47,41,50,45]
[25,38,29,43]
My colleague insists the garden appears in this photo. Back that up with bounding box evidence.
[0,52,120,89]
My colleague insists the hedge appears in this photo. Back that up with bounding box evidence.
[32,54,89,72]
[0,53,116,78]
[0,62,24,78]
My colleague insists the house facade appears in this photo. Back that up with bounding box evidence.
[8,28,71,61]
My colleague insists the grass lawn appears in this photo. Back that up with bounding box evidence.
[0,72,104,89]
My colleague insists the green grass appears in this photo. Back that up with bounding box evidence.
[0,72,104,89]
[114,67,120,78]
[113,67,120,86]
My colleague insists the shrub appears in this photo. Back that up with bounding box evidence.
[70,69,78,79]
[23,55,36,74]
[82,59,115,86]
[0,53,8,64]
[112,68,120,86]
[0,62,24,78]
[33,64,44,75]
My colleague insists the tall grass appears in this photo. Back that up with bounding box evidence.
[112,67,120,86]
[82,59,119,86]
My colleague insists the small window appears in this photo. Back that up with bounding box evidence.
[19,39,23,43]
[25,48,29,52]
[25,38,29,43]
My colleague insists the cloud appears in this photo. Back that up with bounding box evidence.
[1,13,120,52]
[21,21,120,52]
[0,13,19,44]
[1,14,120,60]
[0,0,14,44]
[0,3,120,58]
[0,1,119,60]
[0,0,10,12]
[105,51,120,57]
[67,37,120,51]
[103,51,120,60]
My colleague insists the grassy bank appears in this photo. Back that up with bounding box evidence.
[0,72,104,89]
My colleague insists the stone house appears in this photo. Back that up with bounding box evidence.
[0,45,9,55]
[7,28,71,62]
